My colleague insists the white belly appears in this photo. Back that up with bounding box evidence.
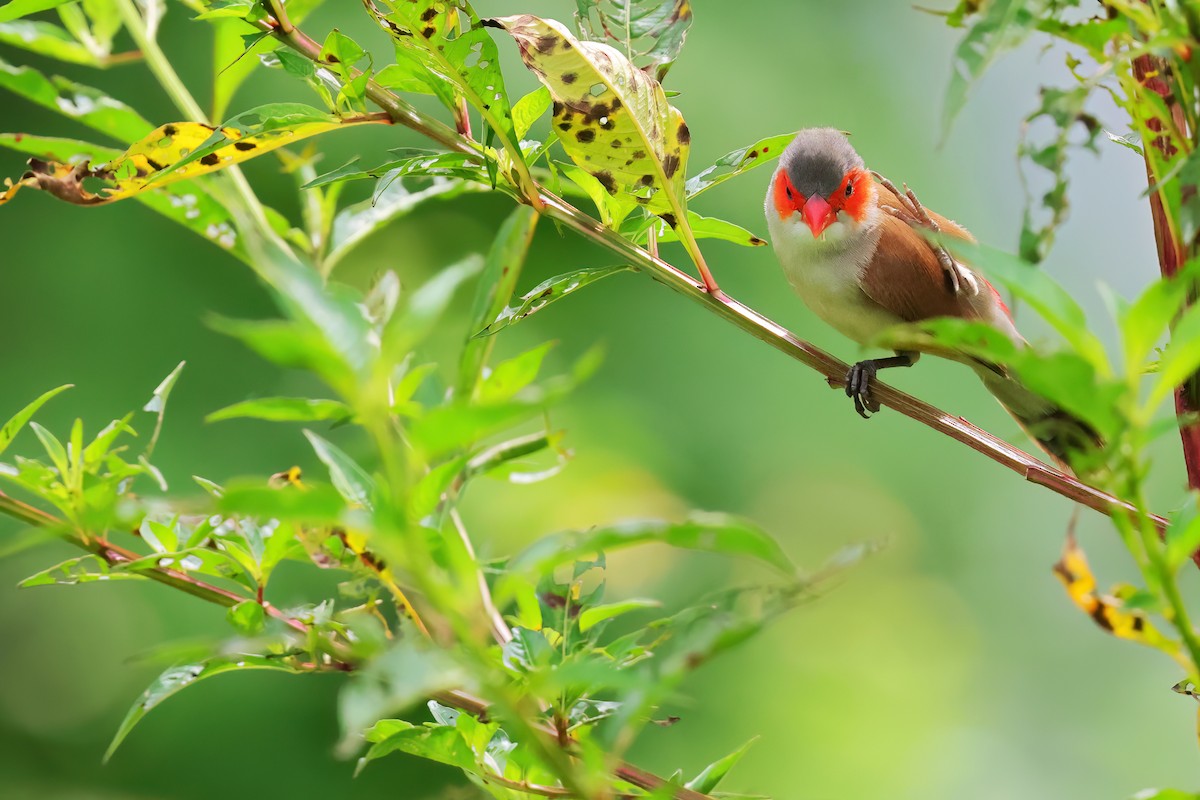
[766,212,901,347]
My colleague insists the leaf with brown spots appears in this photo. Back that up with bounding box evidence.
[0,103,385,207]
[1052,533,1179,656]
[491,15,687,210]
[0,132,258,262]
[574,0,693,80]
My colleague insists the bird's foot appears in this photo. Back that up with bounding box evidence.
[871,171,979,298]
[846,361,882,419]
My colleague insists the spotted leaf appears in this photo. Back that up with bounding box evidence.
[0,104,386,206]
[1052,533,1178,653]
[573,0,693,80]
[489,14,690,220]
[0,132,256,261]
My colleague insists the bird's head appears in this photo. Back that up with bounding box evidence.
[768,128,876,242]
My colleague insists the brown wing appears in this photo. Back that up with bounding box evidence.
[860,181,987,324]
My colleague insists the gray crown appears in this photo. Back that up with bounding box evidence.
[780,128,863,200]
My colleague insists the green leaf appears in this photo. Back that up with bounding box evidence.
[939,237,1110,375]
[143,361,184,457]
[685,737,757,793]
[105,655,305,762]
[304,151,491,190]
[1166,497,1200,571]
[476,342,554,404]
[409,401,548,459]
[324,176,483,274]
[0,0,76,23]
[579,598,661,632]
[208,316,357,392]
[339,640,467,755]
[365,2,522,173]
[218,481,348,525]
[457,205,540,398]
[1152,301,1200,408]
[0,19,96,64]
[0,384,71,458]
[512,85,552,138]
[20,554,148,587]
[212,18,277,121]
[304,430,376,510]
[632,212,766,248]
[511,512,796,577]
[383,255,483,359]
[478,265,632,336]
[226,600,265,634]
[1120,273,1190,377]
[29,421,68,478]
[357,720,478,776]
[574,0,693,80]
[941,0,1034,137]
[684,132,794,199]
[0,56,153,142]
[206,397,351,423]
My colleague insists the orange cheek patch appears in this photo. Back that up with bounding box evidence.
[772,170,801,218]
[835,169,871,221]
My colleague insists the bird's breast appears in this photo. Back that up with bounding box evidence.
[766,214,903,346]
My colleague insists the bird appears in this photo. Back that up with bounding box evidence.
[763,127,1096,465]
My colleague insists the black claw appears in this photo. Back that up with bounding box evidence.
[846,362,878,419]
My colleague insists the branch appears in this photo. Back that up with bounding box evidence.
[0,490,712,800]
[249,10,1168,534]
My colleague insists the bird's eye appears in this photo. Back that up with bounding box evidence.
[786,186,794,200]
[845,181,854,198]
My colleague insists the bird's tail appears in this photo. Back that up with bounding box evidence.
[969,360,1102,469]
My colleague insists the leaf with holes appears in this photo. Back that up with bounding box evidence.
[0,133,259,261]
[490,15,689,217]
[478,264,632,336]
[574,0,693,80]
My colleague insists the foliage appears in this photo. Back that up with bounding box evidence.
[5,0,1200,796]
[0,1,846,797]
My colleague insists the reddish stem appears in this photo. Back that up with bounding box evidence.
[1133,55,1200,509]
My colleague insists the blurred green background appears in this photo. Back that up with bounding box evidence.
[2,1,1197,798]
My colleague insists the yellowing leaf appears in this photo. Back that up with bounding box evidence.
[1052,533,1178,654]
[490,14,718,290]
[0,104,387,207]
[490,14,688,214]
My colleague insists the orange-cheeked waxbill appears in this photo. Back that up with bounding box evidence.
[764,128,1095,464]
